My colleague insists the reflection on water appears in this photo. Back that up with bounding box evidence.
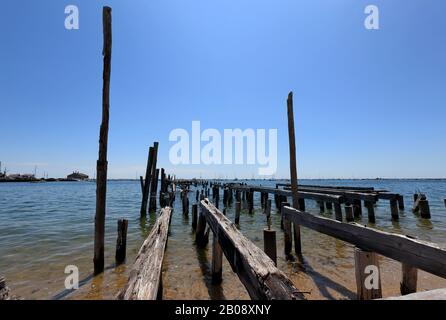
[1,179,446,300]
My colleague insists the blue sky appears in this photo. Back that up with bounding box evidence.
[1,0,445,179]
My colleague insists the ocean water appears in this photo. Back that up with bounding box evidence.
[1,179,446,300]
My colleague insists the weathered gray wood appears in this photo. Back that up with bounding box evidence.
[382,288,446,300]
[354,247,382,300]
[282,206,446,279]
[118,207,172,300]
[148,143,159,213]
[397,195,405,210]
[94,6,112,275]
[200,199,302,300]
[115,219,128,265]
[353,199,362,218]
[400,264,417,295]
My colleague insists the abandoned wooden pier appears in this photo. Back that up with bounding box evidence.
[76,6,446,302]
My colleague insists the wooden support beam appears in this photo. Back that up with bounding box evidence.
[94,6,112,275]
[354,247,382,300]
[345,205,354,222]
[282,206,446,279]
[115,219,128,265]
[334,203,343,222]
[390,199,399,220]
[235,201,241,225]
[419,199,431,219]
[192,204,198,231]
[353,199,362,218]
[264,228,277,266]
[400,264,417,295]
[118,207,172,300]
[397,195,405,210]
[212,233,223,284]
[200,199,301,300]
[365,200,375,223]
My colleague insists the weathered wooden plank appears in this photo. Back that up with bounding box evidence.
[250,186,343,203]
[382,288,446,300]
[200,199,302,300]
[118,207,172,300]
[282,206,446,279]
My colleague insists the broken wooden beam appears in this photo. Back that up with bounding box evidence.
[200,199,302,300]
[282,206,446,279]
[118,207,172,300]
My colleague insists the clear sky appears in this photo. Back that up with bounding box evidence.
[1,0,445,179]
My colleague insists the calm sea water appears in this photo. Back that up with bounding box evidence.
[1,179,446,300]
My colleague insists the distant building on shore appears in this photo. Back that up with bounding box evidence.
[67,171,89,181]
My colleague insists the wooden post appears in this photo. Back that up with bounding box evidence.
[419,199,431,219]
[318,201,325,213]
[282,202,292,257]
[182,191,189,216]
[287,91,301,255]
[334,203,343,221]
[345,205,354,222]
[400,264,417,295]
[248,191,254,214]
[235,201,241,225]
[263,228,277,266]
[354,247,382,300]
[353,199,362,218]
[364,201,375,223]
[325,202,332,210]
[148,142,159,213]
[444,198,446,208]
[265,199,272,226]
[192,204,198,231]
[211,232,223,284]
[298,197,305,211]
[196,190,199,202]
[141,147,154,217]
[139,176,144,193]
[390,199,399,221]
[94,6,112,275]
[196,210,209,248]
[397,195,405,210]
[115,219,128,265]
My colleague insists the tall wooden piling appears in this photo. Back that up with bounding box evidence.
[287,92,301,255]
[282,202,292,257]
[148,143,159,212]
[140,147,154,216]
[115,219,128,265]
[94,6,112,275]
[354,247,382,300]
[397,195,405,210]
[196,209,209,248]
